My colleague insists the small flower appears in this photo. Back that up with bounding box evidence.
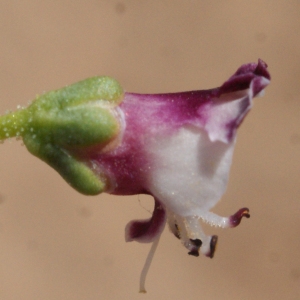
[0,59,270,292]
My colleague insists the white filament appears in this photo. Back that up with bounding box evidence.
[139,233,162,293]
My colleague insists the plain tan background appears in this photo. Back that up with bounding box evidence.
[0,1,299,299]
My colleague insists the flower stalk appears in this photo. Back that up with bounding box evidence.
[0,108,29,140]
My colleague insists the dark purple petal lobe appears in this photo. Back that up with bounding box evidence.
[125,199,166,243]
[229,207,250,228]
[219,59,270,96]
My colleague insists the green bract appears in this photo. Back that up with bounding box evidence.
[0,76,123,195]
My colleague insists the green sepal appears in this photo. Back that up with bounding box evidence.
[23,136,106,195]
[29,105,119,147]
[29,76,123,111]
[0,76,124,195]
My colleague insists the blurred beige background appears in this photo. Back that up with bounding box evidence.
[0,1,299,299]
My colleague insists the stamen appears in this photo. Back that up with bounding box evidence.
[175,216,194,251]
[139,231,162,293]
[184,216,212,256]
[167,211,180,239]
[199,211,229,228]
[173,216,205,256]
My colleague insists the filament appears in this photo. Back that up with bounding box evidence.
[139,233,162,293]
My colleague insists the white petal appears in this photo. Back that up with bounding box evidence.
[146,125,235,217]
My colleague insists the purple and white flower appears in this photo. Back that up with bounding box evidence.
[83,59,270,291]
[0,59,270,292]
[96,60,269,247]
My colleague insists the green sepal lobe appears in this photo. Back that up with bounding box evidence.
[0,76,124,195]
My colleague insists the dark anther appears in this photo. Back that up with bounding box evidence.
[207,235,218,259]
[188,250,199,257]
[188,239,202,257]
[190,239,202,247]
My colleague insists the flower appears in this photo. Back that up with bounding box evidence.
[0,59,270,292]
